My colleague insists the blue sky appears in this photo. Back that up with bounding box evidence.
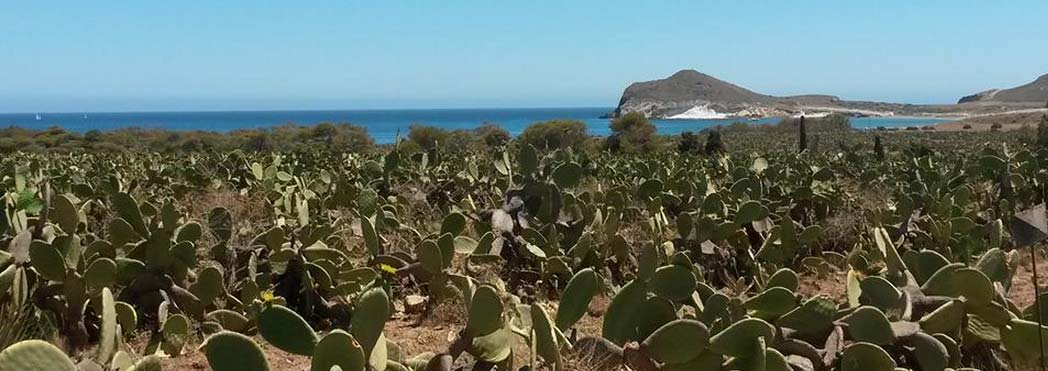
[1,1,1046,112]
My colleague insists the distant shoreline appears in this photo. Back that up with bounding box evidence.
[0,106,617,116]
[0,107,949,144]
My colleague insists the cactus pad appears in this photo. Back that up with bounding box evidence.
[640,319,709,364]
[259,304,318,355]
[312,330,365,371]
[350,287,391,358]
[651,264,697,301]
[0,340,75,371]
[555,268,600,331]
[840,306,895,345]
[202,331,270,371]
[839,342,896,371]
[709,318,775,357]
[466,285,503,337]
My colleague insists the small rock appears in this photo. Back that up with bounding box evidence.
[76,359,104,371]
[404,294,428,314]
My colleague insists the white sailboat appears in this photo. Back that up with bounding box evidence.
[35,114,41,120]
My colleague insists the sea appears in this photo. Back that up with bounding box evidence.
[0,108,947,144]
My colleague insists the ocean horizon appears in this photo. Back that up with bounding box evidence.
[0,107,947,144]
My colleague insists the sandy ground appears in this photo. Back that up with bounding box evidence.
[932,109,1048,132]
[143,246,1043,370]
[149,300,610,371]
[1008,247,1048,310]
[152,272,840,371]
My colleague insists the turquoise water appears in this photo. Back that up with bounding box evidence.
[0,108,947,144]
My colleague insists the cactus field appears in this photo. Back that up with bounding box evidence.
[2,129,1048,371]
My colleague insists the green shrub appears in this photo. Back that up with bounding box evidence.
[84,130,102,142]
[705,130,725,154]
[678,131,700,154]
[326,123,374,152]
[237,123,372,153]
[0,138,17,153]
[726,122,754,132]
[243,131,274,152]
[0,122,377,154]
[408,124,449,151]
[518,120,588,150]
[475,123,510,148]
[445,129,479,150]
[776,114,851,132]
[309,123,339,143]
[607,112,656,153]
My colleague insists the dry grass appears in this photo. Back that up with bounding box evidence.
[0,304,58,352]
[561,351,630,371]
[180,187,271,250]
[797,268,848,303]
[818,210,863,253]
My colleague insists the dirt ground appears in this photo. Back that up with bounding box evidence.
[797,269,848,303]
[153,300,610,370]
[146,248,1041,370]
[153,274,835,371]
[931,109,1048,132]
[162,338,311,370]
[1007,247,1048,310]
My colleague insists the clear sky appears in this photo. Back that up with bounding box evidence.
[2,1,1047,113]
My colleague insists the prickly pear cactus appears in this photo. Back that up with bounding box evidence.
[202,331,270,371]
[258,304,318,356]
[0,340,76,371]
[311,330,365,371]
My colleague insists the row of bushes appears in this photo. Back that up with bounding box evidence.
[0,119,592,154]
[405,123,511,151]
[6,113,973,156]
[0,123,379,153]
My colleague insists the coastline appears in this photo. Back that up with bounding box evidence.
[647,108,1036,122]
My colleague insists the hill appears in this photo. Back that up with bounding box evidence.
[958,73,1048,104]
[614,69,1048,119]
[611,69,935,119]
[613,70,827,118]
